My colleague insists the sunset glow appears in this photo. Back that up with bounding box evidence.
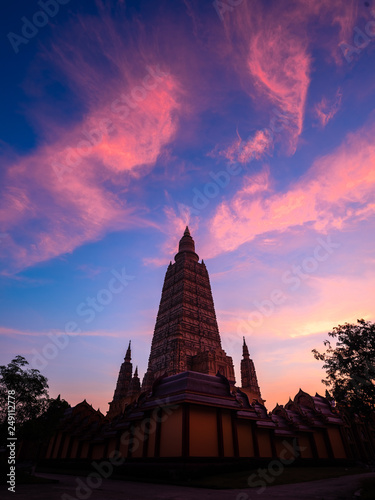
[1,0,374,412]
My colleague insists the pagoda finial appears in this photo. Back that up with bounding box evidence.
[125,340,131,361]
[175,225,199,263]
[134,366,138,377]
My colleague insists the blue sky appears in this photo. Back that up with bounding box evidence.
[1,0,375,411]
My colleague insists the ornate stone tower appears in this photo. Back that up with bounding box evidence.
[142,227,235,392]
[107,341,133,418]
[240,337,264,404]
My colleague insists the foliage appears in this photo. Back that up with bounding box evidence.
[312,319,375,415]
[20,394,70,442]
[0,355,49,426]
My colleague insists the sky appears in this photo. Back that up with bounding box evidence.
[1,0,375,414]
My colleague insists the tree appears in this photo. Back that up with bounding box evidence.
[0,355,49,426]
[312,319,375,416]
[18,395,70,459]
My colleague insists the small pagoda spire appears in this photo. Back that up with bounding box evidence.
[125,341,131,362]
[240,337,264,404]
[243,337,250,358]
[128,365,141,397]
[184,226,190,236]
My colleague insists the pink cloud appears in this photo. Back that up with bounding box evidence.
[0,13,183,274]
[217,129,274,164]
[216,0,359,155]
[314,89,343,127]
[208,116,375,254]
[247,29,310,154]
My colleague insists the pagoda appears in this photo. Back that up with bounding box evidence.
[141,226,236,391]
[107,227,265,417]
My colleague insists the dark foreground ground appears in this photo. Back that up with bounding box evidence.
[1,472,375,500]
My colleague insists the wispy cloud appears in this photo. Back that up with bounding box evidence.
[208,116,375,254]
[216,129,274,164]
[0,10,183,274]
[216,0,358,154]
[314,89,343,127]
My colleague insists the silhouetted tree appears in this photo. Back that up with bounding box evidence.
[18,395,70,459]
[0,356,70,459]
[312,319,375,415]
[0,355,49,426]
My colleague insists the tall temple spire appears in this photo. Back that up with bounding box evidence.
[142,227,235,391]
[107,340,136,418]
[125,340,131,362]
[241,337,264,404]
[243,336,249,358]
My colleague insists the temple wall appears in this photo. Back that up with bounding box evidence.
[61,435,70,458]
[257,428,272,457]
[189,406,218,457]
[92,443,105,460]
[42,409,374,463]
[70,438,79,459]
[107,437,117,457]
[327,427,347,459]
[81,441,89,459]
[118,431,129,459]
[45,436,54,459]
[237,420,254,457]
[298,434,314,459]
[313,430,329,458]
[51,432,62,459]
[222,411,234,457]
[147,414,157,457]
[41,377,375,464]
[275,437,294,460]
[131,423,144,458]
[160,407,183,457]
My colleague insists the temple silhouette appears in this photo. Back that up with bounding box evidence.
[108,226,262,419]
[40,228,374,465]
